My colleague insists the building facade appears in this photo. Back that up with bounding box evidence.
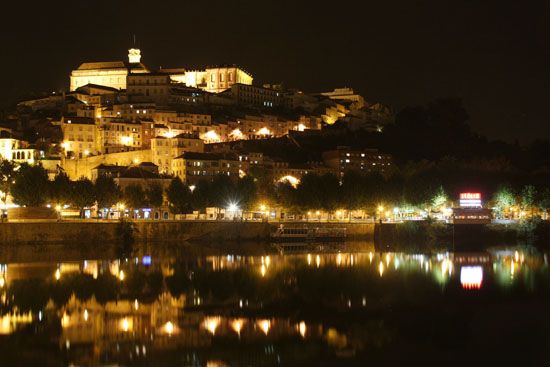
[60,116,97,158]
[151,133,205,174]
[322,147,392,177]
[70,50,149,91]
[171,152,240,185]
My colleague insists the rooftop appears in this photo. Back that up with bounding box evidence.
[76,61,148,71]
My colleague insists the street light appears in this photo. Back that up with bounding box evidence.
[377,205,384,223]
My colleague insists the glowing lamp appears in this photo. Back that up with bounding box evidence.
[257,127,271,135]
[163,321,175,335]
[278,175,300,188]
[121,136,132,146]
[257,319,271,335]
[203,130,220,142]
[230,129,243,139]
[231,318,245,335]
[203,316,220,335]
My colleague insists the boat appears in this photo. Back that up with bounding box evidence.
[271,225,346,242]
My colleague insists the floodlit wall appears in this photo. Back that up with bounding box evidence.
[62,149,153,180]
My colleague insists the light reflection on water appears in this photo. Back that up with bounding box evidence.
[0,243,549,366]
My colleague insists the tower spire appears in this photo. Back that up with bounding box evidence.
[128,34,141,64]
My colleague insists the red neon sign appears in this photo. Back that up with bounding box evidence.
[460,192,481,200]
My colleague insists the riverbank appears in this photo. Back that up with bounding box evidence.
[375,219,550,251]
[0,220,375,245]
[2,219,547,248]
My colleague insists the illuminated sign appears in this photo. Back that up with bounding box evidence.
[460,266,483,289]
[459,192,482,208]
[460,193,480,200]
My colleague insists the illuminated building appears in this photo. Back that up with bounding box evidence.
[127,73,173,104]
[0,135,43,165]
[63,149,153,180]
[321,146,392,177]
[318,87,366,108]
[96,119,143,153]
[70,84,120,107]
[151,132,205,174]
[153,110,212,126]
[70,49,149,91]
[171,152,240,185]
[230,83,283,108]
[236,152,264,172]
[169,65,253,93]
[452,192,492,224]
[268,160,335,182]
[226,114,320,140]
[16,94,64,111]
[59,116,97,158]
[105,102,155,121]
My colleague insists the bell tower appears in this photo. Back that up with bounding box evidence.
[128,48,141,64]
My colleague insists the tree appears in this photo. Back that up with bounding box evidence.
[192,180,214,210]
[124,184,147,209]
[11,163,50,207]
[248,166,276,205]
[71,178,96,217]
[492,185,516,219]
[318,173,341,213]
[296,174,324,211]
[146,184,164,208]
[166,178,191,214]
[538,188,550,219]
[341,171,365,211]
[275,181,298,212]
[210,175,236,209]
[431,185,448,210]
[0,159,15,207]
[235,176,257,211]
[520,185,537,217]
[363,172,386,212]
[95,175,122,210]
[403,168,442,210]
[50,171,72,207]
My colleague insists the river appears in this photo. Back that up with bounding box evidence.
[0,241,549,366]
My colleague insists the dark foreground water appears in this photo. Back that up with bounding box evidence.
[0,241,550,366]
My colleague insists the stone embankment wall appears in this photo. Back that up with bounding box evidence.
[0,222,120,245]
[0,221,374,245]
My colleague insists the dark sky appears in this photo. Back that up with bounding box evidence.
[1,0,548,143]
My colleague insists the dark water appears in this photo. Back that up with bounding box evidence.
[1,242,550,366]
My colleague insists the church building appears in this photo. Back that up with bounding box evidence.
[70,49,149,91]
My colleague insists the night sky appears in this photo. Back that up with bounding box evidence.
[1,0,548,143]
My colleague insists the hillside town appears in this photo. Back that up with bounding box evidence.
[0,48,397,219]
[0,48,549,225]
